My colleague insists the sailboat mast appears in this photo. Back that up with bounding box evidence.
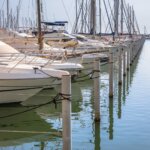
[128,5,132,37]
[0,11,1,28]
[37,0,43,51]
[99,0,102,35]
[120,0,123,34]
[7,0,9,28]
[114,0,119,36]
[90,0,96,35]
[81,0,84,33]
[132,6,135,34]
[75,0,78,33]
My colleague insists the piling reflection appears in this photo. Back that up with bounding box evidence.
[122,76,126,104]
[40,142,45,150]
[94,122,101,150]
[108,98,114,140]
[118,85,122,119]
[126,70,130,94]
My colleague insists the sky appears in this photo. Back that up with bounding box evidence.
[0,0,149,34]
[125,0,150,33]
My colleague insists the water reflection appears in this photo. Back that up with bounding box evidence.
[0,103,61,149]
[122,76,126,104]
[108,98,114,140]
[94,122,101,150]
[129,49,141,86]
[118,85,122,119]
[126,70,130,94]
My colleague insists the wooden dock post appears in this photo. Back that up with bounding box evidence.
[109,49,113,98]
[118,48,122,85]
[62,74,71,150]
[93,59,100,121]
[123,49,126,76]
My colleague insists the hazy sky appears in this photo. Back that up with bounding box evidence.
[125,0,150,33]
[0,0,149,33]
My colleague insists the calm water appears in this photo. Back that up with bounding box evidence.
[0,40,150,150]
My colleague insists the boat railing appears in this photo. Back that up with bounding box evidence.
[0,47,72,69]
[7,55,27,73]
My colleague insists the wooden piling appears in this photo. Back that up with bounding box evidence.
[62,75,72,150]
[93,59,100,121]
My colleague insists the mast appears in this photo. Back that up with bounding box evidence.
[75,0,78,33]
[2,10,5,28]
[129,5,132,37]
[120,0,123,34]
[114,0,119,36]
[132,6,135,34]
[41,0,44,22]
[90,0,96,35]
[85,0,88,33]
[0,11,1,28]
[81,0,84,33]
[7,0,9,28]
[37,0,43,51]
[99,0,102,35]
[16,0,21,31]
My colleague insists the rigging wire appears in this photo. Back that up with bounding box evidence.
[101,10,107,33]
[107,0,115,21]
[102,0,113,33]
[0,0,6,11]
[43,0,48,21]
[61,0,73,29]
[27,0,31,22]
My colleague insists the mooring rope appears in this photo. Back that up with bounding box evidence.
[73,70,101,83]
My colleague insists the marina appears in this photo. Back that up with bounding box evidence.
[0,39,150,149]
[0,0,149,149]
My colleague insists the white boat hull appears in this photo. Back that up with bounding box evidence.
[0,77,58,90]
[0,67,68,104]
[0,77,58,104]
